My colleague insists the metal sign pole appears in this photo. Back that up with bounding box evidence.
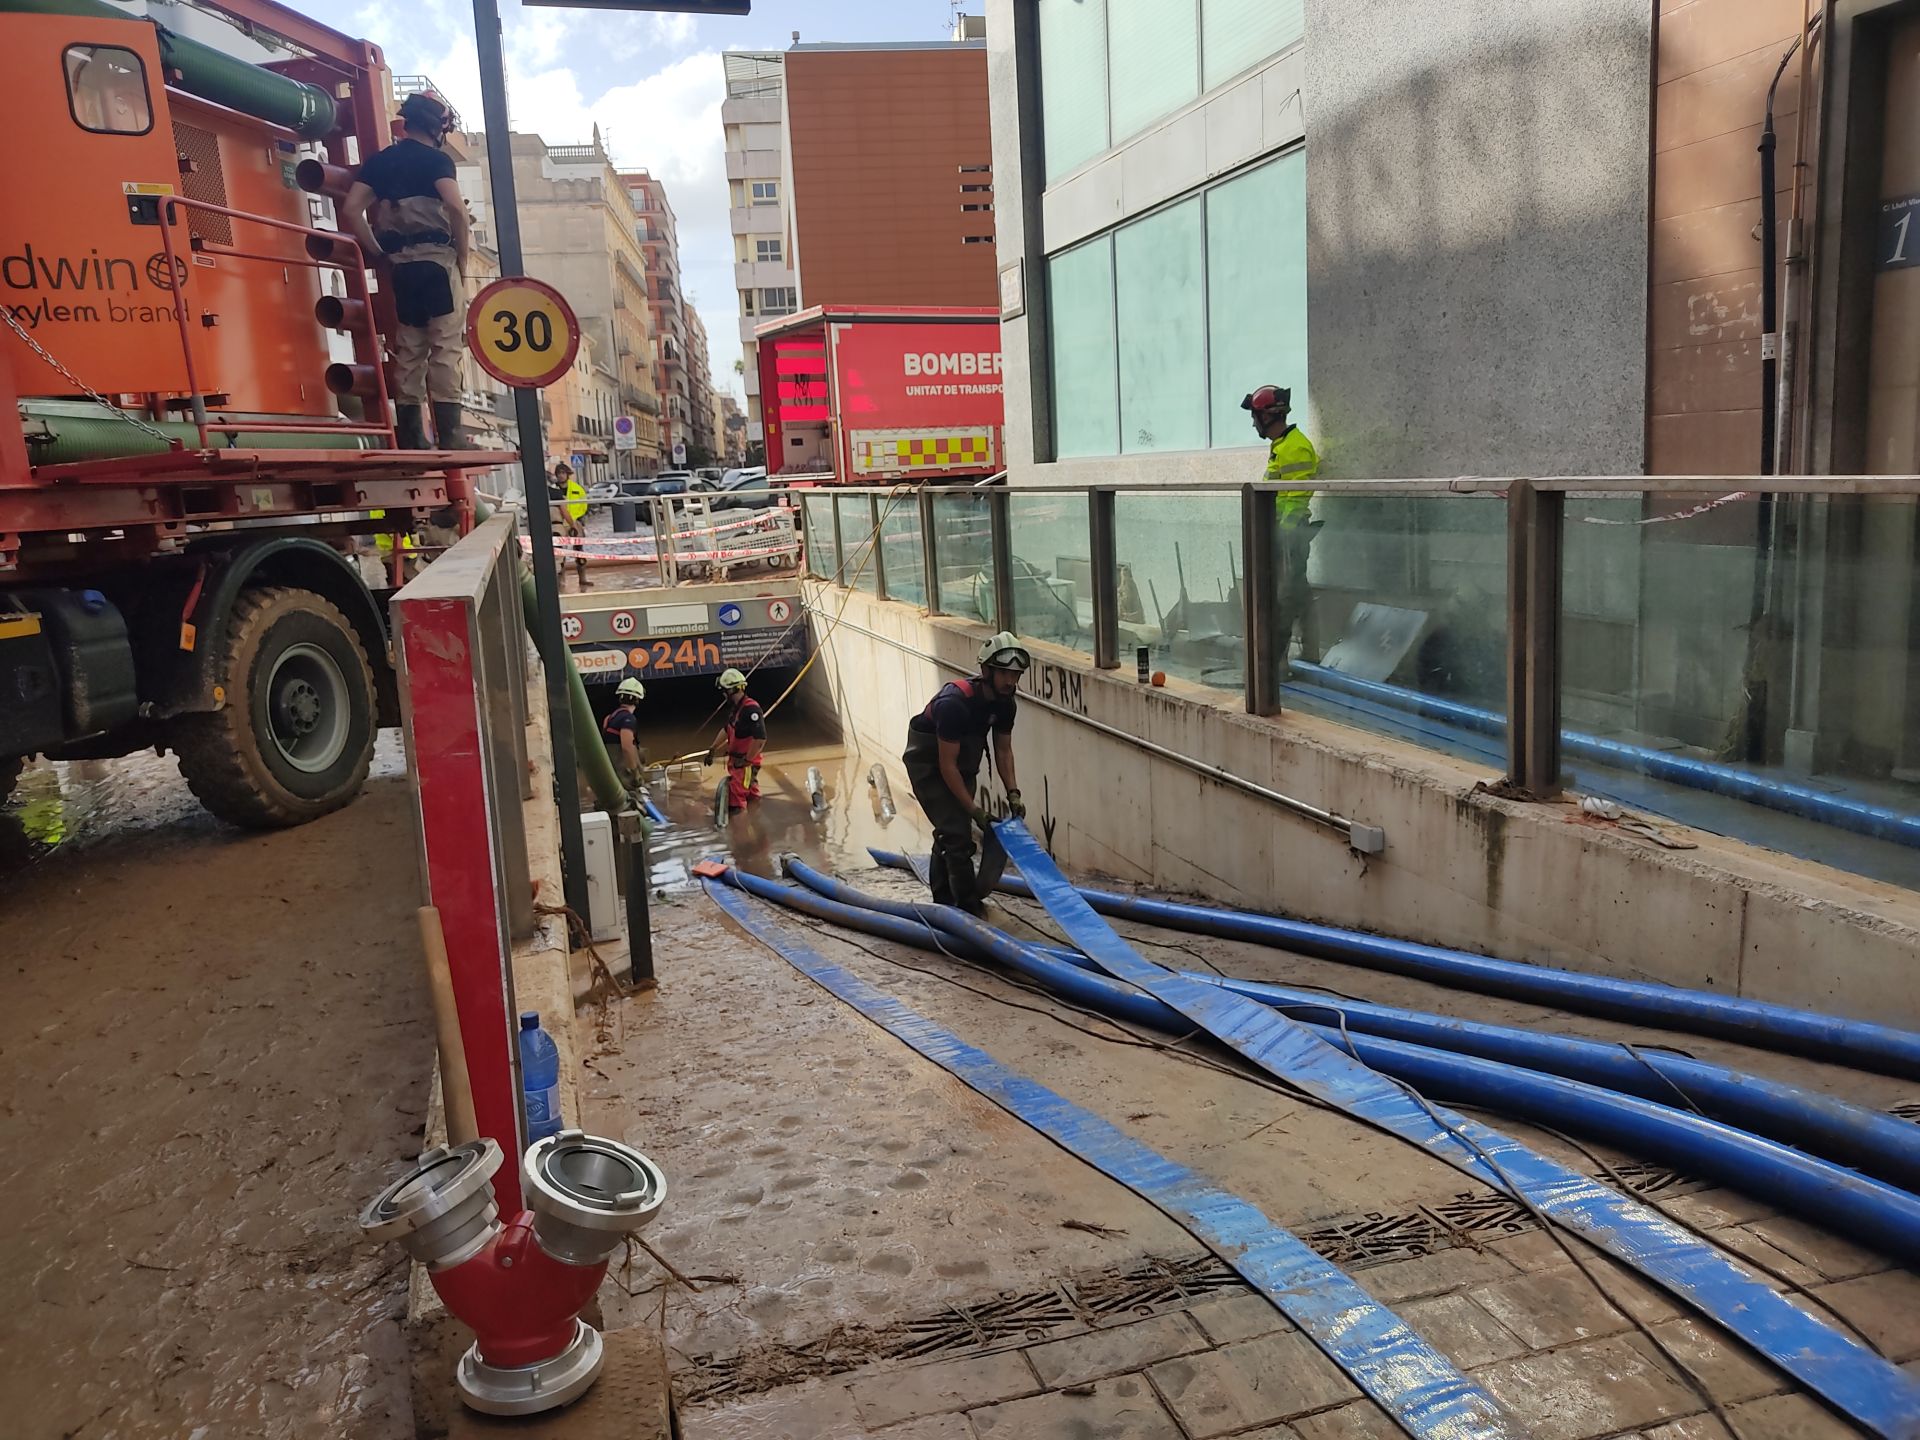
[471,0,589,919]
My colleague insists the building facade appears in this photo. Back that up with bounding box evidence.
[458,130,663,474]
[723,50,797,446]
[780,39,998,310]
[985,0,1920,820]
[685,303,718,464]
[621,170,697,468]
[713,392,748,465]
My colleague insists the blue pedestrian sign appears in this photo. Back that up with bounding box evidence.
[717,603,743,628]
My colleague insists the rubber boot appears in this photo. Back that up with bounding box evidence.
[431,400,466,451]
[943,844,985,917]
[394,403,429,450]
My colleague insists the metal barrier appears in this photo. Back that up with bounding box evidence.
[393,509,535,1210]
[799,476,1920,856]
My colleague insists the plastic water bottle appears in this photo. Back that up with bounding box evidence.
[518,1012,563,1146]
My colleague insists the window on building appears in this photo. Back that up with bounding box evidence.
[960,182,993,194]
[751,180,779,205]
[759,287,796,315]
[1038,0,1107,181]
[1037,0,1302,178]
[1046,151,1304,459]
[741,289,755,316]
[1047,237,1119,459]
[963,235,994,245]
[962,202,994,213]
[64,44,152,134]
[755,237,783,264]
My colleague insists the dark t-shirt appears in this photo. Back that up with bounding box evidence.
[602,706,638,745]
[357,137,455,202]
[915,678,1015,744]
[728,699,767,743]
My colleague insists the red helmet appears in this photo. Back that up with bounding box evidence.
[1240,384,1291,415]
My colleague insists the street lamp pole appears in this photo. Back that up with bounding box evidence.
[470,0,589,920]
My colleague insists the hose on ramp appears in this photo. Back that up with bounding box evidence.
[783,859,1920,1194]
[703,873,1526,1440]
[1291,659,1920,851]
[868,851,1920,1081]
[853,826,1920,1436]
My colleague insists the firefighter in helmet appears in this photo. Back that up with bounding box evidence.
[1243,383,1320,657]
[709,669,766,812]
[602,677,646,789]
[902,632,1029,915]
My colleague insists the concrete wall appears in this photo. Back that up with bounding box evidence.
[1302,0,1651,478]
[801,583,1920,1027]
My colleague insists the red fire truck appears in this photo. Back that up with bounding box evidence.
[755,305,1005,485]
[0,0,509,826]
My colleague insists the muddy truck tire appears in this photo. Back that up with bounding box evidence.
[174,587,378,829]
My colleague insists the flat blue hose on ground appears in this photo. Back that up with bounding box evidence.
[640,793,669,826]
[704,874,1526,1440]
[868,849,1920,1080]
[1291,659,1920,850]
[981,820,1920,1437]
[771,856,1920,1266]
[784,857,1920,1194]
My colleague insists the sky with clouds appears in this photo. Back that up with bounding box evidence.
[306,0,964,400]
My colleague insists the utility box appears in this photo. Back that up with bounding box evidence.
[579,811,622,943]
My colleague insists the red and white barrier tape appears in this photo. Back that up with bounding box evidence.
[521,537,799,564]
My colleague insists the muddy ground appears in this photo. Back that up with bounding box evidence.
[0,744,432,1440]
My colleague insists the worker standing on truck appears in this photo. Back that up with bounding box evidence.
[340,91,471,451]
[903,633,1030,915]
[602,677,646,789]
[709,669,766,812]
[547,462,592,590]
[1243,384,1320,658]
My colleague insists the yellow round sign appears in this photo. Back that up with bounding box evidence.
[466,276,582,389]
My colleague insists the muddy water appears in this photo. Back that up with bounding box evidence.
[0,742,429,1440]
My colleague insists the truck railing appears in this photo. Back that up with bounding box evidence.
[157,194,395,450]
[798,476,1920,871]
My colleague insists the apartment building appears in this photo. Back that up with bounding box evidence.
[722,49,796,446]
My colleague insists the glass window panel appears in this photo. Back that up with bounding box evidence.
[1201,0,1303,91]
[1114,492,1244,691]
[802,494,837,581]
[837,495,878,593]
[879,498,927,607]
[1555,494,1920,888]
[1116,198,1206,453]
[1280,495,1509,767]
[1048,238,1119,459]
[1038,0,1109,181]
[1207,153,1308,449]
[931,493,996,623]
[1010,494,1092,653]
[1109,0,1198,143]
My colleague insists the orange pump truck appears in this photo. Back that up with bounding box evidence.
[0,0,512,826]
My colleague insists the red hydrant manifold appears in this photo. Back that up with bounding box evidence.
[359,1130,667,1415]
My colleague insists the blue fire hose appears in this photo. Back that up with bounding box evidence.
[780,858,1920,1194]
[869,849,1920,1081]
[1290,660,1920,850]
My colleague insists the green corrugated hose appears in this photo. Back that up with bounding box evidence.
[517,566,640,824]
[3,0,338,138]
[21,401,374,465]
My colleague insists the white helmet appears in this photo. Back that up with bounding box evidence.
[616,677,645,701]
[979,631,1031,672]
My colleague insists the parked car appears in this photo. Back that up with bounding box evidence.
[620,470,696,498]
[586,480,621,502]
[708,471,780,511]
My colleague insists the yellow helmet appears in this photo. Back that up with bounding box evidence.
[717,668,748,692]
[616,677,645,701]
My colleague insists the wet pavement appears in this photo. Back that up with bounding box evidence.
[0,742,429,1440]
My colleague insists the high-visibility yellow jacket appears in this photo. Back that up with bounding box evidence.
[1266,427,1319,522]
[567,478,588,524]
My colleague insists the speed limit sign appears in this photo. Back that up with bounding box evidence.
[466,276,581,389]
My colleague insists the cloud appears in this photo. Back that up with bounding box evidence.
[371,8,740,398]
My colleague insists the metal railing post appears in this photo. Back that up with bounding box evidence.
[990,489,1015,631]
[1090,486,1118,670]
[830,494,846,584]
[1242,484,1282,716]
[920,487,942,613]
[1505,480,1564,795]
[870,493,889,600]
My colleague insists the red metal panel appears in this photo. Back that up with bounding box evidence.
[395,593,525,1210]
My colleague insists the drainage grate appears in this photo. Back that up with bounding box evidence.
[675,1159,1711,1408]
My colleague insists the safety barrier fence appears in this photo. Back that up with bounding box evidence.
[392,510,536,1210]
[799,477,1920,867]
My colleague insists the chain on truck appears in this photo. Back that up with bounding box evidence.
[0,0,511,825]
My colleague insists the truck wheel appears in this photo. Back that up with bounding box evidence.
[174,587,377,829]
